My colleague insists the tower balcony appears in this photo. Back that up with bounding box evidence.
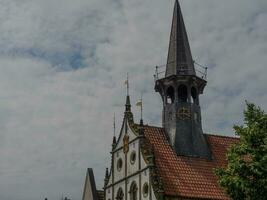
[154,61,208,81]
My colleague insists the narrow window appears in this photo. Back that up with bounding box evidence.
[178,85,187,103]
[129,182,138,200]
[191,87,198,105]
[142,183,149,197]
[116,188,124,200]
[166,86,175,104]
[117,158,123,172]
[130,151,136,165]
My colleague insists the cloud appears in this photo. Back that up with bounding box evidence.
[0,0,266,199]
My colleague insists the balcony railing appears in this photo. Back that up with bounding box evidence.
[154,60,208,81]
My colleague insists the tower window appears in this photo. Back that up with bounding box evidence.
[178,85,188,103]
[129,182,138,200]
[116,188,124,200]
[166,86,175,104]
[191,87,199,105]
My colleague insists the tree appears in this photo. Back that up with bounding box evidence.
[215,102,267,200]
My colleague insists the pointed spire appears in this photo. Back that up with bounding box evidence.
[124,73,131,112]
[165,0,195,77]
[125,95,131,112]
[113,113,116,137]
[136,93,143,125]
[112,114,117,149]
[112,135,117,150]
[104,168,109,186]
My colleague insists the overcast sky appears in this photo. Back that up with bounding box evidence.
[0,0,266,199]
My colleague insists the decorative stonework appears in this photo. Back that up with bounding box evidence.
[177,107,191,120]
[123,135,129,154]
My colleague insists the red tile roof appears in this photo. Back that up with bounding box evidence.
[143,125,239,200]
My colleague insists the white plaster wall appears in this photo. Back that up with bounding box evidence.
[105,187,112,200]
[83,174,94,200]
[140,151,148,170]
[115,121,137,150]
[107,172,112,186]
[114,149,125,183]
[127,140,139,176]
[127,124,138,141]
[127,175,140,200]
[114,183,125,199]
[140,169,150,200]
[115,123,126,149]
[105,119,157,200]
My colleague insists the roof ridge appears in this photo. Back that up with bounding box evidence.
[204,133,239,139]
[143,124,164,129]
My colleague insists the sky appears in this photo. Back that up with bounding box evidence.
[0,0,266,199]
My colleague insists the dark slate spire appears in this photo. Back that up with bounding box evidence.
[112,136,116,150]
[125,95,131,112]
[155,0,210,159]
[165,0,195,77]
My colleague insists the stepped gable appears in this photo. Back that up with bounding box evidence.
[143,125,239,199]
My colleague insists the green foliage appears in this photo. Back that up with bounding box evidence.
[215,102,267,200]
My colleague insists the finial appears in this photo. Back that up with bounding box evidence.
[113,113,116,137]
[104,168,109,186]
[112,113,117,149]
[124,73,131,112]
[136,93,143,125]
[125,73,129,96]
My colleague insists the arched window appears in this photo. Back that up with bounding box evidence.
[178,85,187,103]
[166,86,175,104]
[116,188,124,200]
[142,183,149,197]
[191,87,199,105]
[117,158,123,171]
[130,151,136,165]
[129,182,138,200]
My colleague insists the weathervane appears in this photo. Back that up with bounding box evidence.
[124,73,129,96]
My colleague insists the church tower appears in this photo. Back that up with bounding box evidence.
[155,0,211,158]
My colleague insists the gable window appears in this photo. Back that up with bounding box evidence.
[142,183,149,197]
[129,182,138,200]
[130,151,136,165]
[117,158,123,172]
[116,188,124,200]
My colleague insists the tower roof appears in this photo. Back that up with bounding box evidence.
[165,0,195,77]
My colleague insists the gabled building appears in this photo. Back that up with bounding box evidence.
[82,1,239,200]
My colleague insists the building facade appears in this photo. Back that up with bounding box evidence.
[83,1,239,200]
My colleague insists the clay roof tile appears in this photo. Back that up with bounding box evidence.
[143,125,239,200]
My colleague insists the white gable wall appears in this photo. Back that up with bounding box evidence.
[105,118,157,200]
[83,173,94,200]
